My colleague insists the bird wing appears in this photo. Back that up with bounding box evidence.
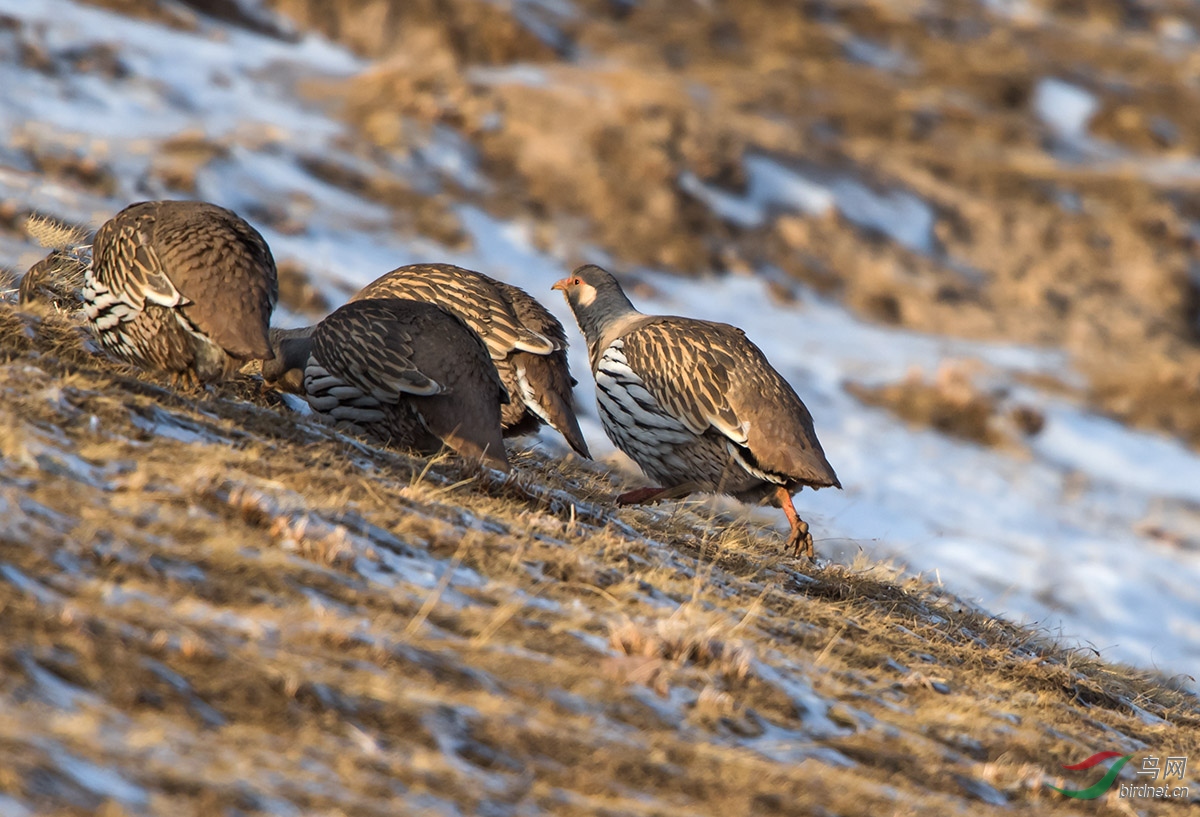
[615,319,747,438]
[492,280,569,353]
[618,318,839,487]
[154,203,278,360]
[354,264,555,360]
[310,304,445,403]
[92,208,186,310]
[491,279,588,454]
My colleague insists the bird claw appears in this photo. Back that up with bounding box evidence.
[787,519,815,560]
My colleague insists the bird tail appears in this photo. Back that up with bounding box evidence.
[419,396,510,473]
[514,351,591,459]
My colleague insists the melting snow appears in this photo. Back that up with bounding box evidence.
[0,795,32,817]
[1033,77,1099,141]
[840,36,915,74]
[0,564,65,606]
[682,154,938,254]
[50,747,149,810]
[129,407,226,444]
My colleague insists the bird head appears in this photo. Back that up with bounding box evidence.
[552,264,640,346]
[552,266,600,306]
[552,264,633,309]
[260,325,316,393]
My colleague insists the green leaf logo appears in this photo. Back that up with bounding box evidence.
[1048,753,1133,800]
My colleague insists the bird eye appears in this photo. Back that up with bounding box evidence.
[572,277,581,286]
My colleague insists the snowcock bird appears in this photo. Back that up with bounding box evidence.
[553,264,840,558]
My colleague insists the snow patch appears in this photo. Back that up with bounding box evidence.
[681,155,937,254]
[1033,78,1099,141]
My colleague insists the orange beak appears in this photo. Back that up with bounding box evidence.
[551,278,571,292]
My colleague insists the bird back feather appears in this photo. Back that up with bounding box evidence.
[616,317,840,488]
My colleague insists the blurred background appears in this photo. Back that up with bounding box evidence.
[1,0,1198,684]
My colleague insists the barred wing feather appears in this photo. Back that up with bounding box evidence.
[618,318,839,488]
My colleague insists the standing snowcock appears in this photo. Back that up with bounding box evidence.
[553,264,841,558]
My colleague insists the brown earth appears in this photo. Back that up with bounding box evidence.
[847,361,1046,449]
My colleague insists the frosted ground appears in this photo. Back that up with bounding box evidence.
[1,0,1198,687]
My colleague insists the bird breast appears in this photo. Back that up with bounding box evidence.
[593,341,697,455]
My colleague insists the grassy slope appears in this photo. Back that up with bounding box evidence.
[0,303,1195,816]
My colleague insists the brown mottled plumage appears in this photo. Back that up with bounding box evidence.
[553,264,840,558]
[351,263,591,458]
[82,200,278,383]
[264,298,510,472]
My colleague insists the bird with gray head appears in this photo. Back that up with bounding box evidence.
[82,200,278,385]
[18,215,92,310]
[350,263,591,459]
[553,264,841,558]
[263,297,510,473]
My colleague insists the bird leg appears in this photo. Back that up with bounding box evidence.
[776,486,814,560]
[615,486,673,505]
[615,482,700,506]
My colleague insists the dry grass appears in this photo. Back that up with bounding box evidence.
[24,214,89,253]
[847,362,1046,448]
[0,299,1194,815]
[2,1,1196,811]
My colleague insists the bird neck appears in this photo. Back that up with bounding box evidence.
[574,290,640,356]
[585,311,647,371]
[262,326,315,389]
[278,334,314,368]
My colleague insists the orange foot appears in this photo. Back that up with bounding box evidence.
[785,519,814,560]
[776,485,815,560]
